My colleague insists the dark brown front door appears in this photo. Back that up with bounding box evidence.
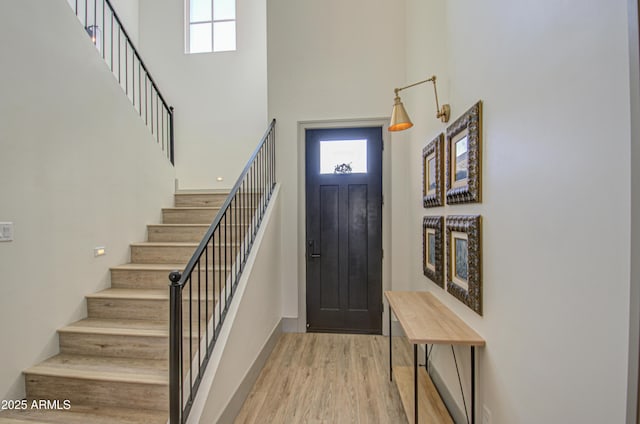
[305,127,383,334]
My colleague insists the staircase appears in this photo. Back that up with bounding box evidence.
[0,191,239,424]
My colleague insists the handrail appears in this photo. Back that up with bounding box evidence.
[175,120,276,287]
[168,119,276,424]
[68,0,175,164]
[103,0,171,110]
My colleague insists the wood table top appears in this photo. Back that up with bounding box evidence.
[385,291,485,346]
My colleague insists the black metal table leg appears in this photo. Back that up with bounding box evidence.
[389,305,393,381]
[414,344,418,424]
[471,346,476,424]
[425,344,429,375]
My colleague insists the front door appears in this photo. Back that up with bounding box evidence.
[305,127,383,334]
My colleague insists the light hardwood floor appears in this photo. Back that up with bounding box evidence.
[234,333,415,424]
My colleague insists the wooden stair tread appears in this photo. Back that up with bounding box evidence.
[59,318,167,337]
[175,190,230,194]
[24,354,167,385]
[86,288,168,300]
[162,207,221,210]
[0,404,166,424]
[110,263,228,272]
[111,263,187,271]
[162,206,253,211]
[131,242,198,247]
[58,318,206,342]
[130,241,240,247]
[110,262,230,278]
[86,288,215,301]
[148,224,209,228]
[148,223,244,228]
[0,417,48,424]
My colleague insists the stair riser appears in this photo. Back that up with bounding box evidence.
[162,209,218,224]
[25,375,168,411]
[59,333,168,360]
[131,245,238,264]
[148,226,207,243]
[147,225,247,243]
[174,192,266,208]
[58,333,203,363]
[0,405,168,423]
[174,193,228,207]
[111,269,176,290]
[87,299,215,322]
[111,268,232,290]
[88,298,168,321]
[162,208,255,224]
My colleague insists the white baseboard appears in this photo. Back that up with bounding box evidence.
[281,317,300,333]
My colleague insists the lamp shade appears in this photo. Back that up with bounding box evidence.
[388,95,413,131]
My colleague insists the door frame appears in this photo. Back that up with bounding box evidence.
[295,118,392,335]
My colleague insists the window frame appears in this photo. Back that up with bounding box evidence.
[185,0,237,54]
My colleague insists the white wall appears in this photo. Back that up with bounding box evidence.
[139,0,268,189]
[402,0,633,423]
[189,187,282,423]
[627,0,640,421]
[267,0,406,325]
[110,0,140,45]
[0,0,175,400]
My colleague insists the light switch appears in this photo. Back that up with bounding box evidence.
[0,222,14,242]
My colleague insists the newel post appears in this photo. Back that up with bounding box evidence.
[169,270,182,424]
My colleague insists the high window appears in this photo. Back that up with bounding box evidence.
[187,0,236,53]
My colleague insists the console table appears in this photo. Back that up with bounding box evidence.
[385,291,485,424]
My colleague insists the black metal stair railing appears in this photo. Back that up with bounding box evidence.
[168,119,276,424]
[69,0,175,164]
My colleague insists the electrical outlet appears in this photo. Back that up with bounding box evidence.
[0,222,14,242]
[482,405,492,424]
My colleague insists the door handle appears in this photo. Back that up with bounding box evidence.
[307,240,321,259]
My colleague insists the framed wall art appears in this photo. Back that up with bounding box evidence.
[446,215,482,315]
[422,134,444,207]
[423,216,444,287]
[446,101,482,204]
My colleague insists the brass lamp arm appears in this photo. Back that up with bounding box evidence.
[393,75,450,123]
[394,76,436,94]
